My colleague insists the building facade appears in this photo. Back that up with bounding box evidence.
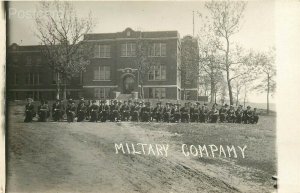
[7,28,199,101]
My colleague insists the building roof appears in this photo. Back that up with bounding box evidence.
[84,27,180,41]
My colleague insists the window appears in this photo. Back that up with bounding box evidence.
[149,43,166,57]
[26,56,32,65]
[149,88,166,99]
[94,66,110,80]
[26,72,40,85]
[148,65,166,80]
[94,45,111,58]
[36,56,42,66]
[14,73,19,85]
[121,43,136,57]
[94,88,111,99]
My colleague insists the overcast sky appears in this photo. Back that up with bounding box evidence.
[7,1,276,104]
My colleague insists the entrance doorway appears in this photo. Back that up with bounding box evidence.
[123,75,135,94]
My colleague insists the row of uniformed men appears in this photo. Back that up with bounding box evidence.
[24,98,259,124]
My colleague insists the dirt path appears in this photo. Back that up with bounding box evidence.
[6,106,274,193]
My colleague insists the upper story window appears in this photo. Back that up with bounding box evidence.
[121,43,136,57]
[94,66,110,80]
[26,56,32,65]
[148,65,166,81]
[36,56,42,66]
[94,45,111,58]
[149,43,166,57]
[26,72,40,85]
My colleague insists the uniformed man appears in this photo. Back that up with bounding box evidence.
[24,98,35,122]
[191,102,200,122]
[52,99,64,122]
[243,106,253,124]
[77,98,87,122]
[209,106,219,123]
[153,102,163,122]
[172,103,181,123]
[251,108,259,124]
[235,105,243,123]
[227,105,236,123]
[110,100,120,122]
[219,105,227,123]
[89,100,99,122]
[66,99,76,123]
[201,103,210,123]
[99,100,109,122]
[163,102,172,123]
[120,101,130,121]
[181,102,190,123]
[38,100,50,122]
[131,101,141,122]
[141,102,151,122]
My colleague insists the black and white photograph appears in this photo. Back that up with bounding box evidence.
[3,0,284,192]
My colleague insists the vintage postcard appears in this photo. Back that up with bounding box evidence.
[1,1,300,193]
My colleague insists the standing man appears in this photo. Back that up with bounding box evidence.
[89,100,99,122]
[163,102,172,123]
[243,106,253,124]
[227,105,236,123]
[251,108,259,124]
[153,102,162,122]
[180,103,190,123]
[52,99,64,122]
[235,105,243,123]
[66,99,76,123]
[77,98,87,122]
[191,102,200,122]
[209,106,219,123]
[24,98,35,122]
[38,100,50,122]
[219,105,227,123]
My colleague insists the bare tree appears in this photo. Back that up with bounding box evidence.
[253,48,276,114]
[135,34,153,99]
[198,30,223,103]
[202,1,250,105]
[34,1,95,99]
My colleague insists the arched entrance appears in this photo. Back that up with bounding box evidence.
[123,74,135,94]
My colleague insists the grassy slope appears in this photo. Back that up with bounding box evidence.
[133,116,276,185]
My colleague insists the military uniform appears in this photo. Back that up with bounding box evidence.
[191,103,200,122]
[209,107,219,123]
[131,102,141,122]
[141,102,151,122]
[180,103,190,123]
[153,102,163,122]
[235,106,243,123]
[38,100,50,122]
[89,100,99,122]
[199,104,209,123]
[110,100,120,122]
[172,104,181,123]
[251,108,259,124]
[77,100,87,122]
[99,100,109,122]
[219,106,227,123]
[120,101,130,121]
[52,100,64,121]
[243,106,253,124]
[227,106,236,123]
[163,103,172,123]
[66,100,76,123]
[24,98,35,122]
